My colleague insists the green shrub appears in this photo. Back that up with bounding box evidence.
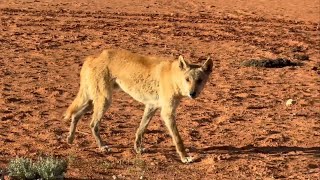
[34,157,67,180]
[7,157,68,180]
[8,157,37,180]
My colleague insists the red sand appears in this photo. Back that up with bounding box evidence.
[0,0,319,179]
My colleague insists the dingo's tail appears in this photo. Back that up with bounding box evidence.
[64,57,93,121]
[64,87,89,121]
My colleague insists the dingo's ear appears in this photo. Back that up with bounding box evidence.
[178,55,189,70]
[201,57,213,73]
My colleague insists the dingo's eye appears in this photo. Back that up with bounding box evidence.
[197,79,202,84]
[186,77,190,82]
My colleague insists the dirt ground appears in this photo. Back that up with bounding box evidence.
[0,0,319,179]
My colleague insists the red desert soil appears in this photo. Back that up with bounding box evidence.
[0,0,319,179]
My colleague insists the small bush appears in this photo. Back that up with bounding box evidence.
[34,157,67,180]
[8,158,37,180]
[242,58,299,68]
[7,157,67,180]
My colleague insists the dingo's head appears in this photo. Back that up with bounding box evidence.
[177,56,213,99]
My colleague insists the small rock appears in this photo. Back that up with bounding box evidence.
[286,99,296,106]
[91,42,102,47]
[112,175,117,180]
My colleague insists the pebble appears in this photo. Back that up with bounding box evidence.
[286,99,296,106]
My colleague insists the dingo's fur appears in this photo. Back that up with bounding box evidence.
[64,49,213,163]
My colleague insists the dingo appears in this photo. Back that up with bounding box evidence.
[64,49,213,163]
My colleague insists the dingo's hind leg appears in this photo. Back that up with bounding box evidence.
[65,89,92,144]
[67,101,92,144]
[134,105,157,153]
[90,72,114,151]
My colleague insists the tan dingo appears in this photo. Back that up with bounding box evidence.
[64,49,213,163]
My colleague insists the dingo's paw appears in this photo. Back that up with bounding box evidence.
[100,145,111,152]
[181,156,193,163]
[67,135,74,144]
[134,147,145,154]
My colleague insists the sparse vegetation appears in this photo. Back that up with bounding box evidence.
[100,161,114,169]
[8,158,37,180]
[242,58,299,68]
[7,157,67,180]
[34,157,67,180]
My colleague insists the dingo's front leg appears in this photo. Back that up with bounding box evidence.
[134,105,158,153]
[161,107,193,163]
